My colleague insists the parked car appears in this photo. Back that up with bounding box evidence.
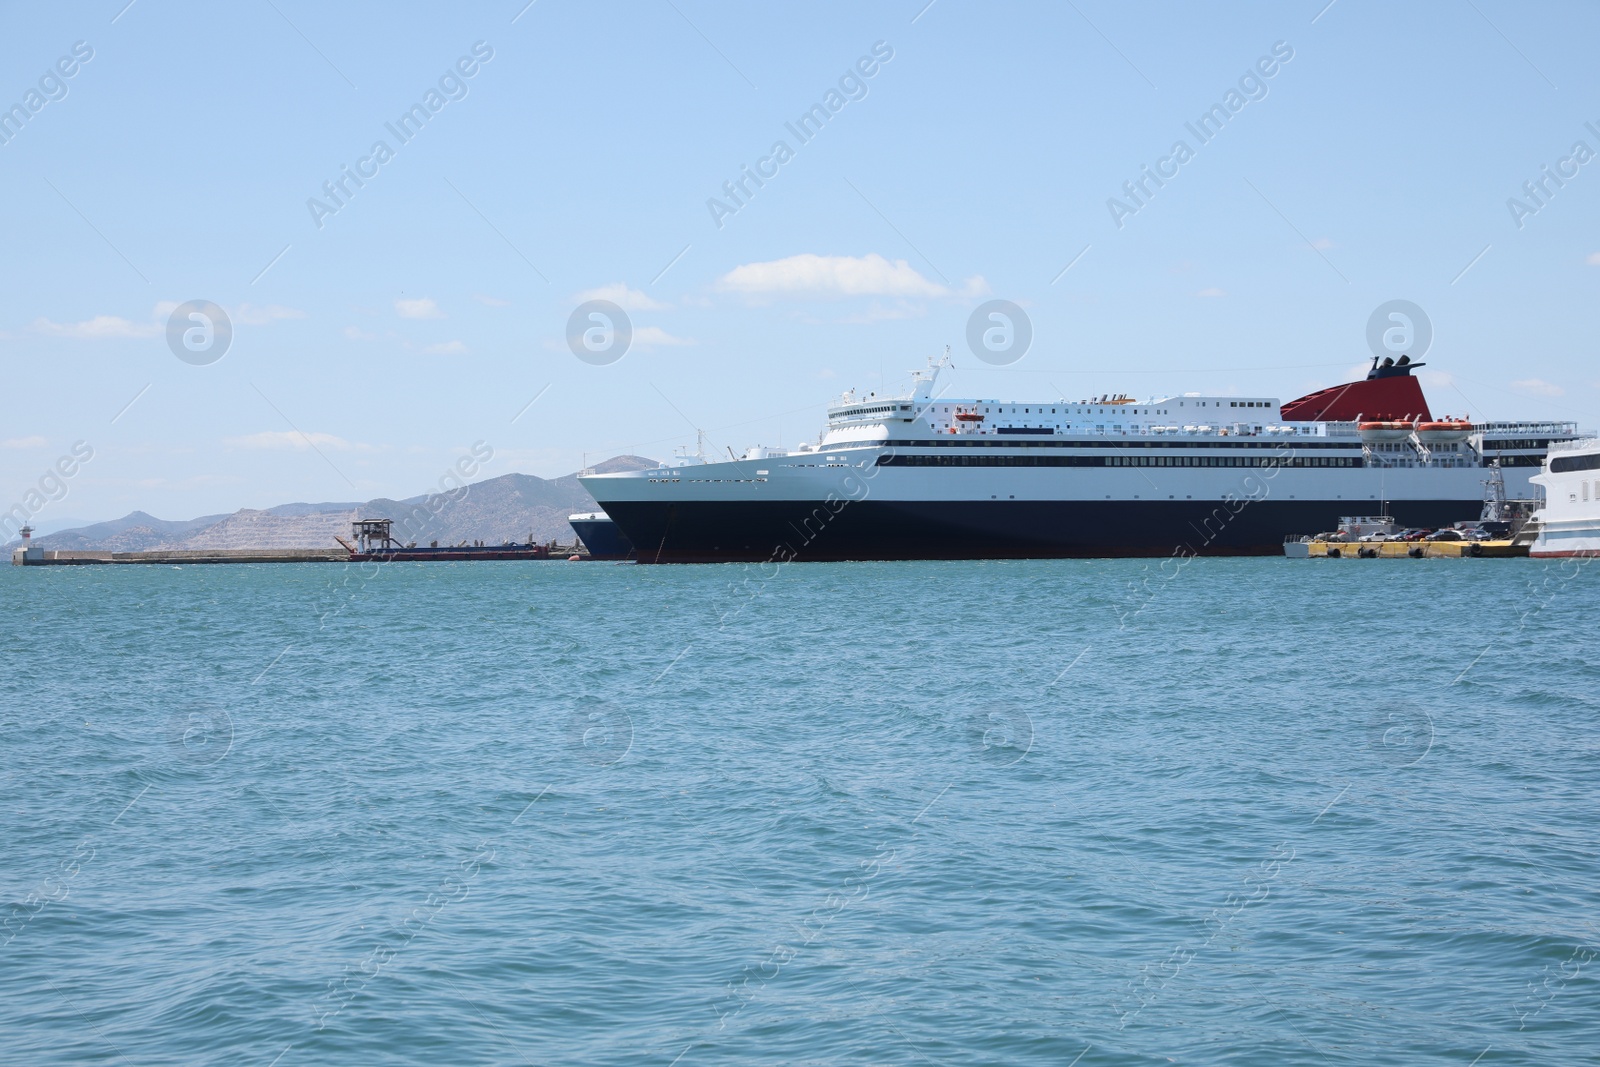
[1426,528,1463,541]
[1400,529,1433,542]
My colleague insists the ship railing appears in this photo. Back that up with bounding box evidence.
[1476,420,1580,436]
[1546,436,1599,454]
[1317,421,1362,437]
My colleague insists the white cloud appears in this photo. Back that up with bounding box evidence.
[224,431,370,452]
[1586,252,1600,266]
[232,303,305,326]
[474,294,511,307]
[32,314,161,339]
[1511,378,1565,397]
[395,297,443,319]
[423,340,469,355]
[2,435,48,449]
[716,253,985,300]
[343,326,378,341]
[632,326,694,349]
[33,300,303,340]
[1196,288,1227,298]
[574,283,669,311]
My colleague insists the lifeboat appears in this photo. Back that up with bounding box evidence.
[1414,418,1474,444]
[954,411,985,422]
[1359,419,1415,443]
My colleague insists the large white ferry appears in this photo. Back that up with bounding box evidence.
[580,353,1583,562]
[1530,439,1600,558]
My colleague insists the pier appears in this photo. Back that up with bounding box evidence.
[11,521,590,566]
[1289,538,1528,559]
[13,546,350,565]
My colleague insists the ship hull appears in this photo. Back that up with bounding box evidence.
[1530,523,1600,558]
[568,517,635,560]
[601,497,1484,563]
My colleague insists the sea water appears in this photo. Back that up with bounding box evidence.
[2,556,1597,1066]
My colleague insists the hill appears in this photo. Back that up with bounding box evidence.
[14,456,655,552]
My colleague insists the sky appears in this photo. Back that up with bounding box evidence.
[3,0,1599,530]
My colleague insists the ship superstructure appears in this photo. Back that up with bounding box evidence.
[1530,439,1600,558]
[581,353,1582,562]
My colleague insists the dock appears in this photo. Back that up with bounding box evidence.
[12,547,350,566]
[11,519,592,566]
[1288,538,1527,559]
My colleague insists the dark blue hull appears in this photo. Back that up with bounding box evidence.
[600,498,1485,563]
[569,517,635,560]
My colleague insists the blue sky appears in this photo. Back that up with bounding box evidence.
[3,0,1598,527]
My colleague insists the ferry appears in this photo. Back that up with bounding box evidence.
[579,352,1584,562]
[567,512,634,560]
[1530,439,1600,557]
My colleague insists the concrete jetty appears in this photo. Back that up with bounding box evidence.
[12,546,348,566]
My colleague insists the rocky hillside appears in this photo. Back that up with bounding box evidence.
[17,456,655,552]
[181,509,359,550]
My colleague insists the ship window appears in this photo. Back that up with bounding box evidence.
[1551,452,1600,473]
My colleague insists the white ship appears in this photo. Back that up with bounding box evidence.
[580,353,1584,563]
[1530,439,1600,558]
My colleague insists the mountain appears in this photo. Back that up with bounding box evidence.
[13,456,656,552]
[20,510,233,552]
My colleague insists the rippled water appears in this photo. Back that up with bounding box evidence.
[2,556,1597,1065]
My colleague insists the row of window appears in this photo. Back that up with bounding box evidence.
[945,407,1173,416]
[845,438,1353,450]
[1487,439,1553,450]
[834,404,904,419]
[877,455,1363,469]
[1551,452,1600,474]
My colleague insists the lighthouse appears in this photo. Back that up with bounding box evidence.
[14,524,42,565]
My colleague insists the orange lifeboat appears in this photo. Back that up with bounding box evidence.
[1358,419,1414,442]
[1415,417,1474,444]
[954,411,985,422]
